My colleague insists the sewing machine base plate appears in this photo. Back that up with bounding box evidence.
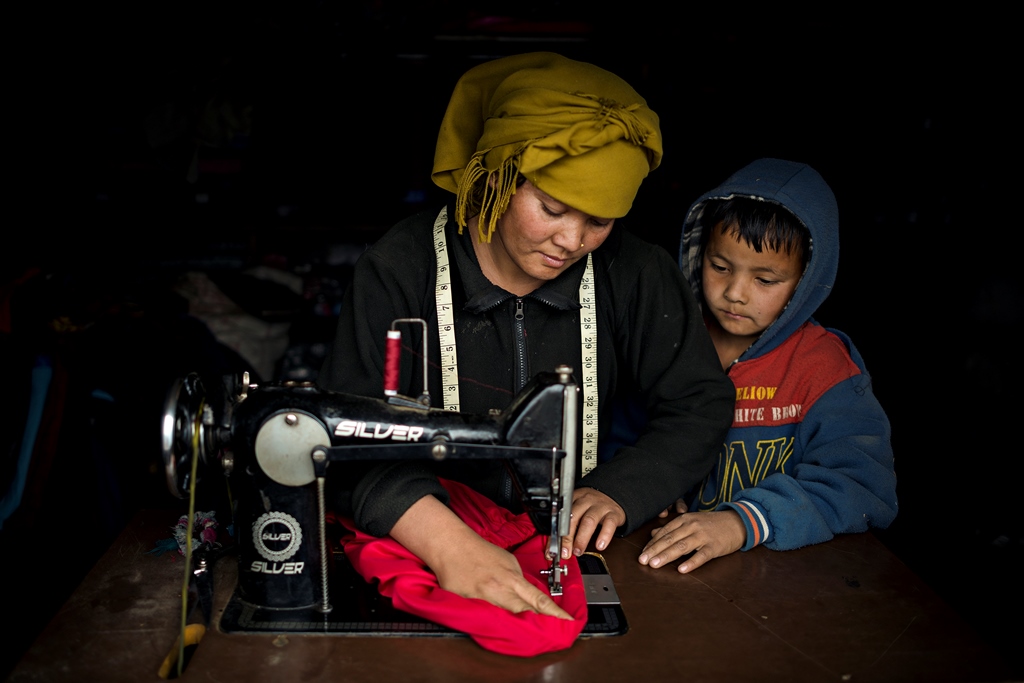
[220,552,627,637]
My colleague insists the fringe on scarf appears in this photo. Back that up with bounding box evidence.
[455,146,526,243]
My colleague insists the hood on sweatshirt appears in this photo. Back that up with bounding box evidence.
[680,158,839,361]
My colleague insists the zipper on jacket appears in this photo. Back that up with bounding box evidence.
[513,298,528,392]
[504,297,528,506]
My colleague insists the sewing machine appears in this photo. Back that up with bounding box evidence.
[158,321,599,635]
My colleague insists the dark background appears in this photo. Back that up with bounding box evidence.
[3,3,1020,678]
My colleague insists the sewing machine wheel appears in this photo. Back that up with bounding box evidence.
[160,373,208,499]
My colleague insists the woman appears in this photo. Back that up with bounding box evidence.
[320,52,733,618]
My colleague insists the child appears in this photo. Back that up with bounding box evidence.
[639,158,897,573]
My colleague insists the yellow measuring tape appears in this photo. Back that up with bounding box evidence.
[432,209,598,473]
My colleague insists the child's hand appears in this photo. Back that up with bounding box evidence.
[657,498,688,518]
[561,487,626,559]
[638,510,746,573]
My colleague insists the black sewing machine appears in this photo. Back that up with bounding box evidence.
[159,321,625,637]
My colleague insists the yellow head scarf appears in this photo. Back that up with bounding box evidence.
[431,52,663,242]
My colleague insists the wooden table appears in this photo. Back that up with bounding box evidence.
[8,509,1014,682]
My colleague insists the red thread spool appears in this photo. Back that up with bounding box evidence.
[384,330,401,395]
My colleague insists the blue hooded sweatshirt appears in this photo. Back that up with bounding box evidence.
[679,158,897,550]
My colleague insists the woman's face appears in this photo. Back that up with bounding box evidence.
[488,181,614,293]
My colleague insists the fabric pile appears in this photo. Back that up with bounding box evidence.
[336,478,588,656]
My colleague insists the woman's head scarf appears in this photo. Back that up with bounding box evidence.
[431,52,663,242]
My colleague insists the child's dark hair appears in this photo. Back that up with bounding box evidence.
[701,197,810,265]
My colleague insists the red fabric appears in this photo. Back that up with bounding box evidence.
[337,478,587,656]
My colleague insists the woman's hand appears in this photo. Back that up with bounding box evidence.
[390,495,573,619]
[433,533,571,618]
[561,487,626,559]
[657,498,688,518]
[638,509,746,573]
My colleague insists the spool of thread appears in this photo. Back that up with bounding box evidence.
[384,330,401,396]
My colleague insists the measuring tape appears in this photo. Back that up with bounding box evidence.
[433,208,461,411]
[432,208,598,472]
[578,253,598,475]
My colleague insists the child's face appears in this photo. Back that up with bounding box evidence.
[701,222,804,343]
